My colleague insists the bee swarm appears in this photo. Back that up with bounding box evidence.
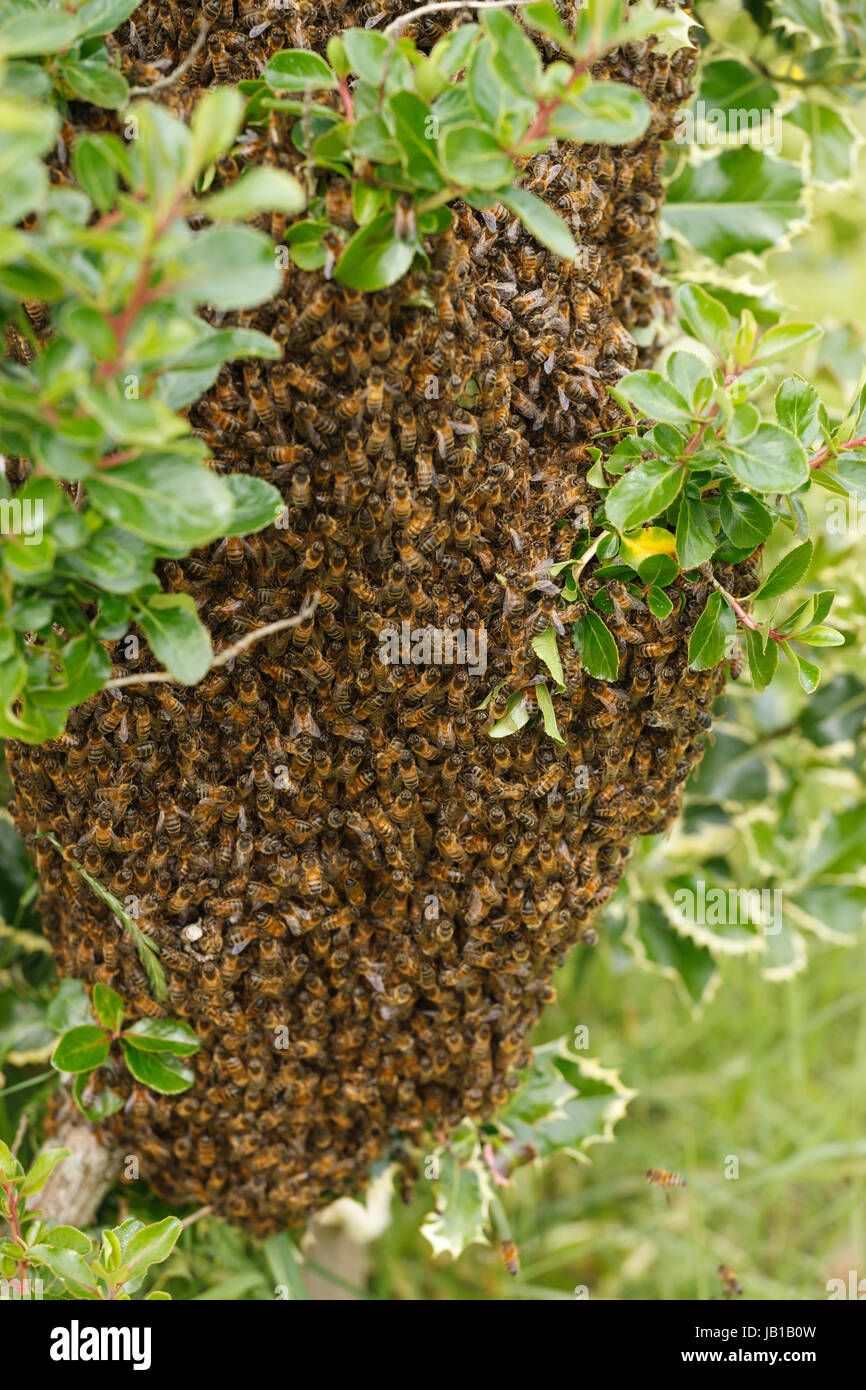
[7,2,753,1233]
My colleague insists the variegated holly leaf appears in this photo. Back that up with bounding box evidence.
[420,1139,494,1259]
[493,1042,635,1160]
[788,100,862,188]
[663,148,806,264]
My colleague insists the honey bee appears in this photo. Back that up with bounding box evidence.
[717,1265,743,1299]
[646,1169,686,1203]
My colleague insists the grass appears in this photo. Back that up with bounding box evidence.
[368,932,866,1300]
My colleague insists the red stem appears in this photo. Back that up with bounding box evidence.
[809,435,866,470]
[338,77,355,122]
[514,55,592,152]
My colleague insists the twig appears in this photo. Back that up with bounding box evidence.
[211,596,320,666]
[711,578,761,634]
[384,0,536,36]
[129,16,210,97]
[10,1113,28,1157]
[180,1204,213,1229]
[105,594,320,689]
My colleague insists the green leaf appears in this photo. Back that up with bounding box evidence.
[20,1148,70,1199]
[500,186,577,259]
[788,100,859,188]
[60,303,118,360]
[37,1225,92,1255]
[136,593,212,685]
[28,1245,99,1298]
[120,1041,195,1093]
[719,424,808,494]
[0,1137,23,1181]
[663,148,805,264]
[57,56,129,110]
[70,134,120,213]
[697,58,779,120]
[47,979,93,1033]
[746,625,779,692]
[223,475,284,537]
[123,1216,182,1279]
[536,682,565,744]
[335,213,417,291]
[775,375,824,446]
[835,449,866,502]
[675,494,716,569]
[719,489,773,550]
[676,284,732,359]
[634,902,717,1007]
[605,459,684,531]
[197,166,306,219]
[467,35,514,131]
[87,456,235,551]
[637,552,679,587]
[342,29,390,83]
[573,610,619,681]
[421,1147,492,1260]
[351,112,402,164]
[550,80,651,145]
[688,591,736,670]
[187,87,243,176]
[770,0,843,43]
[51,1025,110,1075]
[0,9,80,55]
[483,7,542,92]
[488,691,530,739]
[388,90,447,190]
[92,983,124,1033]
[646,585,673,620]
[429,23,481,78]
[522,3,576,52]
[531,625,564,686]
[794,624,844,648]
[285,217,331,270]
[262,49,337,90]
[175,226,281,310]
[55,528,157,594]
[75,0,141,37]
[784,641,820,693]
[72,1074,124,1120]
[754,322,822,365]
[29,633,111,713]
[615,371,693,426]
[440,123,514,191]
[122,1018,199,1056]
[752,540,813,601]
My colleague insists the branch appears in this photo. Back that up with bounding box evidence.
[384,0,537,36]
[26,1121,120,1230]
[105,592,320,689]
[128,16,209,97]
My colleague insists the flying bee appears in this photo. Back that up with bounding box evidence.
[646,1169,686,1204]
[717,1265,743,1299]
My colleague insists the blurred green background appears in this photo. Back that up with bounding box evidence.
[2,0,865,1301]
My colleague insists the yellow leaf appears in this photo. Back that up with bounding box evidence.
[620,527,677,567]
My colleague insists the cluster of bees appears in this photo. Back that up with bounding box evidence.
[5,3,756,1235]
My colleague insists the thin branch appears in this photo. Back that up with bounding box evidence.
[10,1113,28,1158]
[180,1204,213,1229]
[129,16,210,97]
[712,578,761,633]
[105,593,320,689]
[385,0,536,36]
[211,595,319,666]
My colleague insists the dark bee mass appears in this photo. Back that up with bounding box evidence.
[6,3,752,1235]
